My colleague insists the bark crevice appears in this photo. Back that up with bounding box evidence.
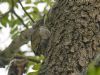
[38,0,100,75]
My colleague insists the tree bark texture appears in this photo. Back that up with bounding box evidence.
[37,0,100,75]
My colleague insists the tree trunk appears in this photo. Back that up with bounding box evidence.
[38,0,100,75]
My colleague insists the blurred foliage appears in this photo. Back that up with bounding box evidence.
[87,63,97,75]
[87,63,100,75]
[27,55,45,75]
[0,0,54,38]
[87,56,100,75]
[0,0,54,75]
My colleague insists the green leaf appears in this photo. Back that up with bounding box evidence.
[31,13,40,21]
[0,0,10,3]
[33,7,39,13]
[27,72,34,75]
[96,67,100,75]
[39,55,45,60]
[87,63,96,75]
[24,6,31,10]
[33,63,41,70]
[26,0,31,4]
[27,71,39,75]
[1,15,8,26]
[34,2,39,5]
[32,72,38,75]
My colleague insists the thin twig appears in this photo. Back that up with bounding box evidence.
[18,0,35,23]
[11,0,28,29]
[12,10,28,29]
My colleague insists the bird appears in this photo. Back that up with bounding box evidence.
[31,26,50,56]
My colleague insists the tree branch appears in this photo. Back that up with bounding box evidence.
[18,0,35,23]
[12,10,28,29]
[0,18,45,67]
[0,28,33,67]
[12,0,28,29]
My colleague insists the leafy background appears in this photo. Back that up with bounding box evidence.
[0,0,54,75]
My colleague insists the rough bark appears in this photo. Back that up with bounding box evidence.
[38,0,100,75]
